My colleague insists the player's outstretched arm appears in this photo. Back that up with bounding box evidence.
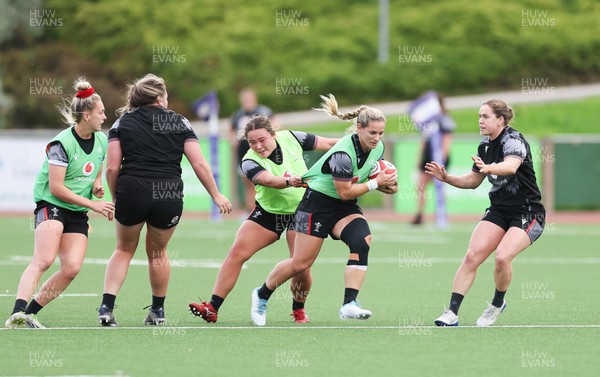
[425,161,485,189]
[252,170,304,189]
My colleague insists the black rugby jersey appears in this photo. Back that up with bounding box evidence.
[472,126,542,207]
[109,106,198,179]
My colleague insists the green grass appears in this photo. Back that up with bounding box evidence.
[295,96,600,137]
[0,215,598,376]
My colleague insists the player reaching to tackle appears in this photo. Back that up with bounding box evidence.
[428,99,545,327]
[189,115,338,323]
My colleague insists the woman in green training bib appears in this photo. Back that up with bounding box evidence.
[5,78,114,329]
[189,115,338,324]
[250,95,398,326]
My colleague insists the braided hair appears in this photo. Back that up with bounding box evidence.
[316,94,385,134]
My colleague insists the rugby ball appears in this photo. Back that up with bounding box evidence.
[369,160,397,180]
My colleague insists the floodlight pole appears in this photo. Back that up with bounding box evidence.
[378,0,389,63]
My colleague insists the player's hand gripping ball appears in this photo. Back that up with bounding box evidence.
[369,160,398,190]
[369,159,397,179]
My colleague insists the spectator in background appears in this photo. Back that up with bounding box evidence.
[231,88,273,212]
[411,93,455,225]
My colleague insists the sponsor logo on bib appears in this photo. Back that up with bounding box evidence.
[82,162,95,176]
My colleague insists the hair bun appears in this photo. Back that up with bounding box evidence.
[74,77,92,91]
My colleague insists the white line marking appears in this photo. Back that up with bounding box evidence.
[2,256,235,269]
[1,324,599,331]
[2,256,600,269]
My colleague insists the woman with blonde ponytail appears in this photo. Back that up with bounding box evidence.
[250,94,398,326]
[6,78,114,329]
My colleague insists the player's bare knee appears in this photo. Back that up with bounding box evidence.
[494,253,512,269]
[228,246,252,264]
[463,250,484,269]
[31,258,54,273]
[61,264,81,280]
[294,262,311,274]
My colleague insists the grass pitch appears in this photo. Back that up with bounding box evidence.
[0,215,598,377]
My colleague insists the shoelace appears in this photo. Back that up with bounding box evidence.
[481,302,499,319]
[197,302,215,316]
[292,309,305,318]
[438,306,457,322]
[257,299,268,315]
[143,305,163,314]
[191,297,213,315]
[97,304,118,313]
[26,314,43,328]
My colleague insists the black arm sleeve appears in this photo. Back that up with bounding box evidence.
[290,131,317,151]
[46,141,68,167]
[326,152,353,181]
[240,159,266,182]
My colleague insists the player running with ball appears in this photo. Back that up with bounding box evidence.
[250,94,397,326]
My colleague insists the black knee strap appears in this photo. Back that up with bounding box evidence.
[340,218,371,267]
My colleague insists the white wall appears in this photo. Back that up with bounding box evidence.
[0,136,50,212]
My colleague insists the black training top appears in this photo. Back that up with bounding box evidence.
[109,106,198,179]
[473,126,542,207]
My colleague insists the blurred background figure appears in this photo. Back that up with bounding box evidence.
[411,92,455,225]
[230,88,273,213]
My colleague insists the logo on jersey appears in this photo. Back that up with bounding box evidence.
[351,176,360,183]
[82,162,95,176]
[314,222,322,232]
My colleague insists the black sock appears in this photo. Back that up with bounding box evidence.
[152,295,165,310]
[102,293,116,310]
[24,299,43,315]
[12,299,28,314]
[257,283,274,301]
[449,292,464,315]
[292,300,305,311]
[492,289,506,308]
[210,294,224,312]
[343,288,359,305]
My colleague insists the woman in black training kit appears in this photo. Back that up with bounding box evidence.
[428,99,545,327]
[98,74,231,326]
